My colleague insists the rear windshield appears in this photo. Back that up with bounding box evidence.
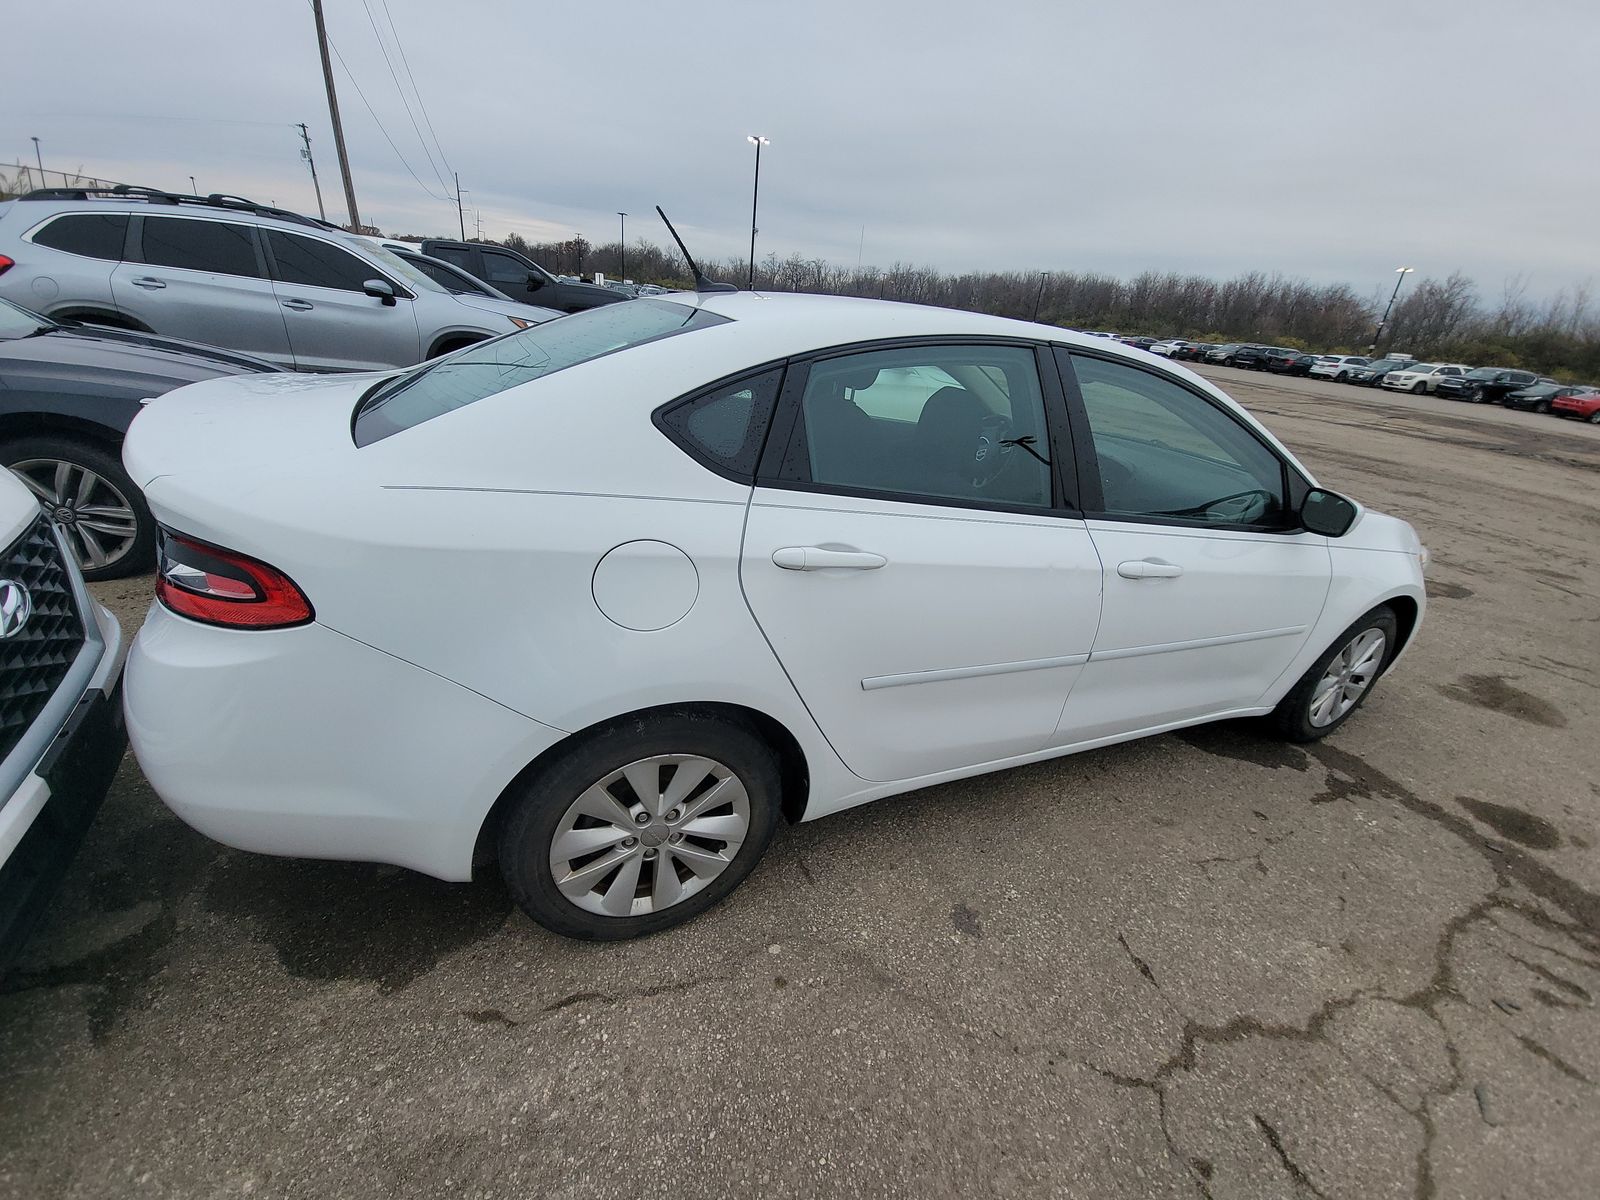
[353,299,729,445]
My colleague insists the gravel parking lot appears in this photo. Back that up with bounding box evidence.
[3,367,1597,1199]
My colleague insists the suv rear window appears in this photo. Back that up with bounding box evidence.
[354,299,731,445]
[32,212,129,260]
[140,216,262,277]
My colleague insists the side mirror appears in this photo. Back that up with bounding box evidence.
[362,278,397,306]
[525,273,545,291]
[1301,488,1358,537]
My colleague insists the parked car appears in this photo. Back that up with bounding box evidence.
[1436,367,1541,404]
[0,465,125,974]
[0,297,279,579]
[1550,387,1600,423]
[122,292,1426,940]
[0,189,559,372]
[1117,335,1160,351]
[1263,350,1319,375]
[1172,343,1217,363]
[1345,358,1417,387]
[417,239,627,314]
[1500,381,1587,414]
[1309,355,1371,382]
[1149,340,1188,357]
[1379,363,1472,395]
[1204,343,1256,366]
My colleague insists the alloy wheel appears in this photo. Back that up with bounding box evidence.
[1309,629,1387,728]
[548,754,750,917]
[9,458,140,571]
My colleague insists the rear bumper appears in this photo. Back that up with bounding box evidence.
[125,604,566,882]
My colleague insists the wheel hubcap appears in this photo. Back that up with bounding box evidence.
[9,459,139,570]
[1309,628,1387,727]
[548,754,750,917]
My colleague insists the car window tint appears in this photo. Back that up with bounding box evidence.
[33,213,128,260]
[140,217,260,277]
[428,245,474,270]
[1071,354,1289,529]
[481,249,532,286]
[355,299,730,445]
[404,255,481,294]
[267,231,381,292]
[657,368,782,479]
[781,345,1051,509]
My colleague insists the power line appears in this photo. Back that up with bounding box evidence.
[357,0,451,196]
[325,35,452,204]
[379,0,454,180]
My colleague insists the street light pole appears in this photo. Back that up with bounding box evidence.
[189,175,198,195]
[1033,271,1050,322]
[617,212,627,282]
[746,135,769,290]
[30,137,43,184]
[1368,266,1415,354]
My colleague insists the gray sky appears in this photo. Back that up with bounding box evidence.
[10,0,1598,301]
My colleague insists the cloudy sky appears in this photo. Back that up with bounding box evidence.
[10,0,1598,300]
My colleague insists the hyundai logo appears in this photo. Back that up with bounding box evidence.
[0,580,33,640]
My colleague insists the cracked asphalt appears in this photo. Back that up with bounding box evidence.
[3,368,1598,1199]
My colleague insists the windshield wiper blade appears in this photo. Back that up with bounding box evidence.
[999,435,1050,466]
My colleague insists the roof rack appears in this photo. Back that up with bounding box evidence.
[18,186,338,231]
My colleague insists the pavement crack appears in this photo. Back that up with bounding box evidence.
[1117,931,1160,989]
[1253,1114,1329,1198]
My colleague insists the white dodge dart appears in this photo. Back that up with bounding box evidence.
[121,292,1426,939]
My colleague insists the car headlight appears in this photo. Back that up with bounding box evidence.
[507,316,538,330]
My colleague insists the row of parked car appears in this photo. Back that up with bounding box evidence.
[1085,334,1600,425]
[0,186,654,583]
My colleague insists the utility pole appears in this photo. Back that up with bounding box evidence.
[297,123,327,221]
[617,212,627,282]
[475,210,482,241]
[311,0,361,231]
[1033,271,1050,322]
[455,172,466,240]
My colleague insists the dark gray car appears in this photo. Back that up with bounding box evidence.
[0,297,278,578]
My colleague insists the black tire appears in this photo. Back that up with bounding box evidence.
[1411,382,1426,394]
[1267,606,1399,743]
[1335,371,1348,382]
[2,436,154,580]
[499,711,781,940]
[1534,401,1550,415]
[1588,411,1600,425]
[1469,386,1487,403]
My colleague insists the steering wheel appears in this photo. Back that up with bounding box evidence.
[1202,489,1276,524]
[972,413,1015,487]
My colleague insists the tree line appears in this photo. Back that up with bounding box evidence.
[453,230,1598,382]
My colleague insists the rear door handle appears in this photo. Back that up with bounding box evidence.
[281,299,314,311]
[1117,559,1184,579]
[130,276,166,290]
[772,546,887,571]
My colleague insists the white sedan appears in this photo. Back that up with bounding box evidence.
[1380,363,1472,394]
[121,293,1427,939]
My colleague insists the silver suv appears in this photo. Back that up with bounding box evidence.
[0,188,561,371]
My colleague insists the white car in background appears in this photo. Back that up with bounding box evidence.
[122,293,1426,940]
[1381,363,1472,395]
[1149,340,1188,356]
[1309,355,1371,382]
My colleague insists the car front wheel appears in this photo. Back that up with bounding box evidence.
[499,711,781,939]
[1269,607,1399,742]
[4,437,154,580]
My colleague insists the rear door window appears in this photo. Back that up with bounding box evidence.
[32,212,129,260]
[140,217,262,277]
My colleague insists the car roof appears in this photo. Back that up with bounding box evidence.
[11,193,348,240]
[672,290,1128,362]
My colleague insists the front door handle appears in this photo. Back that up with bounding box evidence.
[1118,559,1184,579]
[281,299,314,311]
[130,276,166,290]
[772,546,887,571]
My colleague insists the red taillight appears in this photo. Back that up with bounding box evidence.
[155,530,313,629]
[0,254,13,276]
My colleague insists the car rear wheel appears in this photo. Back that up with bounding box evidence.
[4,437,154,580]
[498,712,781,939]
[1268,607,1398,742]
